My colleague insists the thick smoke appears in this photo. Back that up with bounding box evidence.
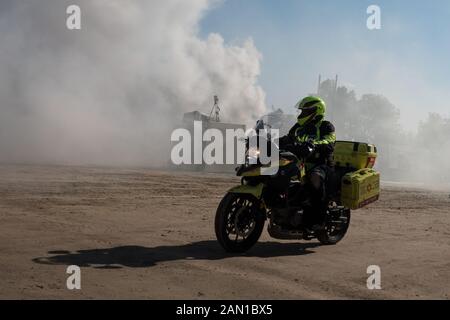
[315,79,450,187]
[0,0,266,166]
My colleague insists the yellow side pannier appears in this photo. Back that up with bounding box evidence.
[341,168,380,210]
[334,141,377,170]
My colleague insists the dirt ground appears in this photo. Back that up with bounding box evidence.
[0,164,449,299]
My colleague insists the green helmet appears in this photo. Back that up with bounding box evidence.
[295,96,326,126]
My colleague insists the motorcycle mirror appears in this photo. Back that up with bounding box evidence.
[255,120,265,130]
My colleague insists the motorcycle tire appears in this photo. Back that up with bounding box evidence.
[215,193,266,253]
[316,209,351,245]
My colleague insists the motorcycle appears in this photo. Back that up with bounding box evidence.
[214,120,378,253]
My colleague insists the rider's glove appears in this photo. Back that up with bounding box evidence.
[297,141,315,159]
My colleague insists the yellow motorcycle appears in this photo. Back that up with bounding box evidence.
[215,121,380,253]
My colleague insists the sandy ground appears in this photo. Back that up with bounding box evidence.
[0,164,449,299]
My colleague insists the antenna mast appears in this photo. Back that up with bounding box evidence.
[317,74,322,95]
[209,95,221,122]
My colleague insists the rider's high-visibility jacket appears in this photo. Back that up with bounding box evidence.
[289,119,336,170]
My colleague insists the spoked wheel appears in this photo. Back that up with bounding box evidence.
[317,207,351,245]
[215,193,266,253]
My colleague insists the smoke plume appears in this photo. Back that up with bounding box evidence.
[0,0,267,166]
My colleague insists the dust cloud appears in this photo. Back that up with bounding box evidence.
[316,79,450,187]
[0,0,266,167]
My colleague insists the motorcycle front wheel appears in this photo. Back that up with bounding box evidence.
[215,193,266,253]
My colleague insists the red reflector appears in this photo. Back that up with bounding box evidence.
[366,157,376,168]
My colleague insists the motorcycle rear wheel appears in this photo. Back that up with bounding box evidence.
[215,193,266,253]
[316,208,351,245]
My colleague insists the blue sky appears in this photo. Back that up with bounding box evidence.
[200,0,450,130]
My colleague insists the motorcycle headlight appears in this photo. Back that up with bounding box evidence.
[246,147,260,165]
[248,147,260,158]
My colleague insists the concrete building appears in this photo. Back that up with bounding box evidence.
[179,111,246,173]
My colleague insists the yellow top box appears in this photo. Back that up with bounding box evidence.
[334,141,377,169]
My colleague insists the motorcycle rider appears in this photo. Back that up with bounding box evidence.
[280,96,336,230]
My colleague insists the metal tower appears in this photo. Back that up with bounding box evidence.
[209,95,221,122]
